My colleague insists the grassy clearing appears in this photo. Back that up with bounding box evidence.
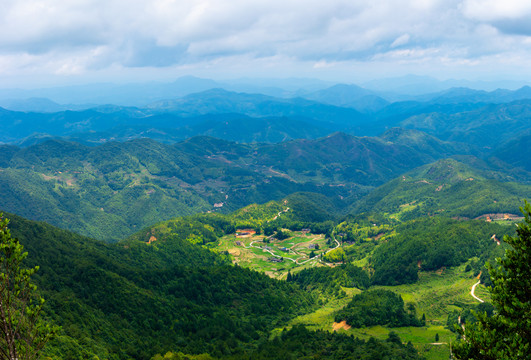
[376,264,481,322]
[277,263,485,360]
[217,231,329,278]
[273,287,361,336]
[347,325,453,360]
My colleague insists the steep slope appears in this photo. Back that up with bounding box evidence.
[0,133,474,240]
[379,127,476,157]
[400,100,531,149]
[5,212,314,359]
[350,158,531,219]
[491,131,531,172]
[255,132,445,185]
[0,139,213,240]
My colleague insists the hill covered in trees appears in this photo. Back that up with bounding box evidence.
[2,211,432,360]
[0,131,473,241]
[5,212,316,359]
[1,81,530,359]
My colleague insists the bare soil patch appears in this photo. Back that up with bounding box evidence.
[228,249,241,256]
[236,229,256,238]
[332,321,351,331]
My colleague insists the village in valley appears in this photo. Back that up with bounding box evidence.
[216,228,340,279]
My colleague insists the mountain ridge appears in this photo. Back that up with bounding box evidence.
[0,132,474,240]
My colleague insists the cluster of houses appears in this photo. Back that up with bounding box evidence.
[232,228,325,264]
[235,229,256,237]
[478,213,522,222]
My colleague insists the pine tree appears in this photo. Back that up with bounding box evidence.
[453,201,531,359]
[0,215,57,359]
[286,271,292,282]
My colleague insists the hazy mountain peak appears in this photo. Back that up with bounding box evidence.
[411,158,480,183]
[0,97,66,113]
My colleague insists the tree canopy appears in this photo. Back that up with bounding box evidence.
[0,215,56,360]
[453,201,531,359]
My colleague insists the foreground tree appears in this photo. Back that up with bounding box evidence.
[453,201,531,359]
[0,215,56,360]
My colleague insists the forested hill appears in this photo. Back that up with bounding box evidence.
[2,211,429,360]
[349,158,531,219]
[0,131,470,240]
[4,211,314,359]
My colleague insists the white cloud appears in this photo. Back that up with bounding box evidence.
[0,0,530,85]
[391,34,411,48]
[461,0,531,36]
[462,0,531,21]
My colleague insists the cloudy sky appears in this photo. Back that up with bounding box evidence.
[2,0,531,87]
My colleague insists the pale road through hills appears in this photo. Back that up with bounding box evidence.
[471,280,485,303]
[248,238,340,265]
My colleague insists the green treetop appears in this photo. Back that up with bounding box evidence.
[453,201,531,359]
[0,215,56,360]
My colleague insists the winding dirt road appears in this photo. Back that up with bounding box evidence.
[471,280,484,303]
[247,236,340,265]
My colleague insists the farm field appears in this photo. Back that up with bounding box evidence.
[276,262,486,360]
[216,230,338,278]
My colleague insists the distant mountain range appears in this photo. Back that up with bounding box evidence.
[349,158,531,219]
[2,84,531,151]
[0,130,476,240]
[1,75,530,110]
[1,77,531,240]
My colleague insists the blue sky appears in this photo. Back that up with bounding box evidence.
[2,0,531,88]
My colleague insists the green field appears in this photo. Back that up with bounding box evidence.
[203,206,507,359]
[274,262,488,360]
[215,230,334,278]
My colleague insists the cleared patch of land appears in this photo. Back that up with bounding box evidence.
[332,320,351,331]
[277,262,484,360]
[216,230,332,278]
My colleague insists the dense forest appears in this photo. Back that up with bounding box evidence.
[1,79,530,359]
[1,129,528,242]
[370,217,513,285]
[334,290,423,328]
[6,213,315,359]
[2,209,447,359]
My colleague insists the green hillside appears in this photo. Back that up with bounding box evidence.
[2,182,525,359]
[492,130,531,172]
[0,209,434,359]
[350,158,531,220]
[0,132,469,241]
[399,99,531,149]
[5,212,316,359]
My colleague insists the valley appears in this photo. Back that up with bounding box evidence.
[0,79,530,360]
[283,264,486,360]
[216,229,335,278]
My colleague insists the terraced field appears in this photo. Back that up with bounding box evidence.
[276,262,488,360]
[216,230,338,278]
